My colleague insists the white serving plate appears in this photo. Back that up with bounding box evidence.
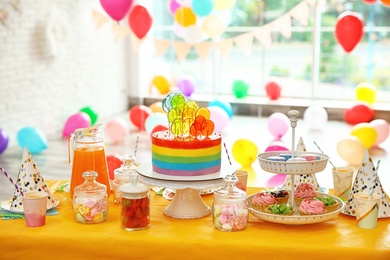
[246,192,344,225]
[257,151,329,175]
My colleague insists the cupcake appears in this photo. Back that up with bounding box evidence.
[268,204,295,215]
[314,196,339,213]
[251,192,277,212]
[270,190,290,204]
[294,183,317,206]
[298,198,325,215]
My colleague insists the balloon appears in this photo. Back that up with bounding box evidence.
[100,0,133,21]
[265,80,282,100]
[370,119,390,146]
[304,105,328,131]
[202,15,225,38]
[207,106,230,132]
[129,105,152,131]
[184,26,204,44]
[177,76,196,97]
[0,128,9,155]
[63,112,91,138]
[232,80,249,98]
[104,118,129,144]
[208,99,233,118]
[17,127,47,154]
[334,11,364,53]
[265,140,289,152]
[174,7,196,27]
[232,139,258,167]
[151,124,169,136]
[214,0,236,10]
[149,102,166,114]
[80,106,98,125]
[265,174,287,188]
[337,136,365,165]
[363,0,377,4]
[356,82,376,105]
[381,0,390,7]
[145,113,168,135]
[344,104,374,125]
[152,75,171,94]
[267,113,289,140]
[350,123,377,149]
[168,0,180,15]
[106,154,123,180]
[128,5,153,39]
[192,0,213,17]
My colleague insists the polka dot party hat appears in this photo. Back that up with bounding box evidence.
[10,147,59,212]
[344,149,390,218]
[281,137,321,191]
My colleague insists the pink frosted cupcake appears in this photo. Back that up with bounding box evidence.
[251,192,277,212]
[298,198,325,215]
[294,183,317,206]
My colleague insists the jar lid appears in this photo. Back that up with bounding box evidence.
[119,182,149,197]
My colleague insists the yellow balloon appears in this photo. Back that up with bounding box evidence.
[174,7,196,27]
[149,102,166,114]
[356,82,376,105]
[202,15,225,38]
[214,0,236,10]
[152,75,170,94]
[336,136,365,165]
[232,139,258,167]
[350,123,377,149]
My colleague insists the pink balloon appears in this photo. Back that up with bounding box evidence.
[208,106,230,132]
[100,0,134,21]
[104,118,129,144]
[63,112,91,138]
[267,113,289,140]
[265,140,289,152]
[370,119,390,146]
[168,0,180,15]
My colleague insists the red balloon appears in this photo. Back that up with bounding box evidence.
[128,5,153,39]
[334,11,364,53]
[150,124,169,136]
[100,0,134,22]
[106,154,123,180]
[129,105,152,131]
[344,104,374,125]
[265,81,281,100]
[362,0,377,4]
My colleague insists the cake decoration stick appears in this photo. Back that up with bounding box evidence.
[313,141,336,169]
[0,167,24,196]
[368,160,380,199]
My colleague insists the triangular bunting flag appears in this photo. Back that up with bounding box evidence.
[233,32,254,56]
[253,26,272,47]
[112,22,130,42]
[154,38,171,57]
[214,38,233,60]
[193,41,213,62]
[173,41,192,62]
[290,2,309,26]
[281,137,321,191]
[273,15,292,39]
[10,148,58,212]
[344,150,390,218]
[92,10,109,30]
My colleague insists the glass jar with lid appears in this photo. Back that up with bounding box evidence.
[212,174,249,232]
[119,173,150,230]
[112,154,137,204]
[72,170,109,224]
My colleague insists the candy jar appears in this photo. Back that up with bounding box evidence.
[112,154,137,204]
[212,174,249,232]
[72,170,109,224]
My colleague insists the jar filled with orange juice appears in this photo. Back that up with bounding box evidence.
[68,124,110,198]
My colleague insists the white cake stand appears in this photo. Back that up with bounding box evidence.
[137,162,234,219]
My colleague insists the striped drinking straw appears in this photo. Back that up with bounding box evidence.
[1,167,24,196]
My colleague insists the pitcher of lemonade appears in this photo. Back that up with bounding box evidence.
[68,124,110,198]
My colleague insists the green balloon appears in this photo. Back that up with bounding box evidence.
[232,80,249,98]
[80,106,98,125]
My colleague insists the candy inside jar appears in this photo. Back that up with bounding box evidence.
[72,170,109,224]
[212,174,249,232]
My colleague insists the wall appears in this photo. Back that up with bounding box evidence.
[0,0,130,141]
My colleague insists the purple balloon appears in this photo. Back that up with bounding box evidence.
[63,112,91,138]
[0,128,9,155]
[177,76,196,97]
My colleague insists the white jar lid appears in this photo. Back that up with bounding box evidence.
[119,182,149,198]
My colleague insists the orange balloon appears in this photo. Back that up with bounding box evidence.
[149,102,166,114]
[381,0,390,7]
[336,136,365,165]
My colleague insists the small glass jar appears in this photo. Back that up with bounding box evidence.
[119,173,150,230]
[112,155,137,204]
[73,170,109,224]
[212,174,249,232]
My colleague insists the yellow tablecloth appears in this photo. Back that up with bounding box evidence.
[1,180,389,259]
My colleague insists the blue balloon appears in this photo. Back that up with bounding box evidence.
[0,128,9,155]
[192,0,213,17]
[17,127,47,154]
[208,99,233,118]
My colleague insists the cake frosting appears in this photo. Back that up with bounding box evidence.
[294,183,317,199]
[299,198,325,215]
[252,192,277,205]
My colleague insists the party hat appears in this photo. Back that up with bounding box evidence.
[344,150,390,218]
[10,147,58,212]
[281,137,321,191]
